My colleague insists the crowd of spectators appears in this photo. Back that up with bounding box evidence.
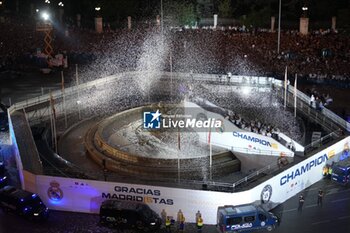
[308,89,333,110]
[224,110,280,139]
[0,15,349,86]
[194,96,281,143]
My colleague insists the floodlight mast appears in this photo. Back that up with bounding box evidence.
[36,10,53,57]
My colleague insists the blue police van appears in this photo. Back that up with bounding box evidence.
[0,186,49,220]
[217,204,279,233]
[331,158,350,186]
[0,161,7,188]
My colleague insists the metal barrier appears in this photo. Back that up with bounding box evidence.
[6,70,347,192]
[304,130,342,154]
[233,163,277,189]
[8,71,274,119]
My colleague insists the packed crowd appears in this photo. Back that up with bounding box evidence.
[0,15,349,85]
[224,110,280,139]
[195,97,281,142]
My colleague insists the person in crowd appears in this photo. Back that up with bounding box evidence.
[317,189,324,206]
[178,215,185,232]
[298,194,305,212]
[196,214,204,232]
[165,216,172,232]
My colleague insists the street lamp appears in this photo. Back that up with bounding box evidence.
[94,6,103,33]
[302,6,308,17]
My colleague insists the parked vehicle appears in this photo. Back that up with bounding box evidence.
[0,111,8,132]
[0,161,7,188]
[0,186,49,220]
[99,200,161,231]
[331,158,350,186]
[217,204,279,233]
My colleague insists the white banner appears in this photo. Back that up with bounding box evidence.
[27,137,350,224]
[35,175,251,224]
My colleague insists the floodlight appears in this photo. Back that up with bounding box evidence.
[41,12,50,21]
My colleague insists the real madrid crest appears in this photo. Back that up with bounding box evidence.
[215,119,224,133]
[47,180,64,201]
[260,185,272,204]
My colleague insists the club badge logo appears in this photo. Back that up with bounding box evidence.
[261,184,272,204]
[47,180,64,201]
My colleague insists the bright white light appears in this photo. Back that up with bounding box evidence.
[0,1,3,5]
[95,7,101,11]
[45,0,51,4]
[58,2,64,7]
[302,7,308,11]
[77,100,81,104]
[242,87,250,95]
[36,9,40,13]
[41,12,50,21]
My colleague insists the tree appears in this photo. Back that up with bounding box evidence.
[218,0,233,18]
[165,0,196,26]
[240,4,272,28]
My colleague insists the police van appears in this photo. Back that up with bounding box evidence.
[99,200,162,231]
[217,204,279,233]
[331,158,350,186]
[0,161,7,188]
[0,186,49,220]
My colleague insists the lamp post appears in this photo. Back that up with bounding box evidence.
[58,1,64,23]
[0,1,4,23]
[94,6,103,33]
[302,6,308,17]
[277,0,281,54]
[300,6,309,35]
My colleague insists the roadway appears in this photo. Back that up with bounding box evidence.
[272,178,350,233]
[0,175,349,233]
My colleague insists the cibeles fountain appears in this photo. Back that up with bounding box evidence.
[84,101,240,180]
[59,31,302,183]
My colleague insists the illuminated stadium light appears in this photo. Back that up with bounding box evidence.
[95,7,101,11]
[41,12,50,21]
[302,7,308,11]
[0,1,3,5]
[45,0,51,4]
[58,2,64,7]
[36,9,40,13]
